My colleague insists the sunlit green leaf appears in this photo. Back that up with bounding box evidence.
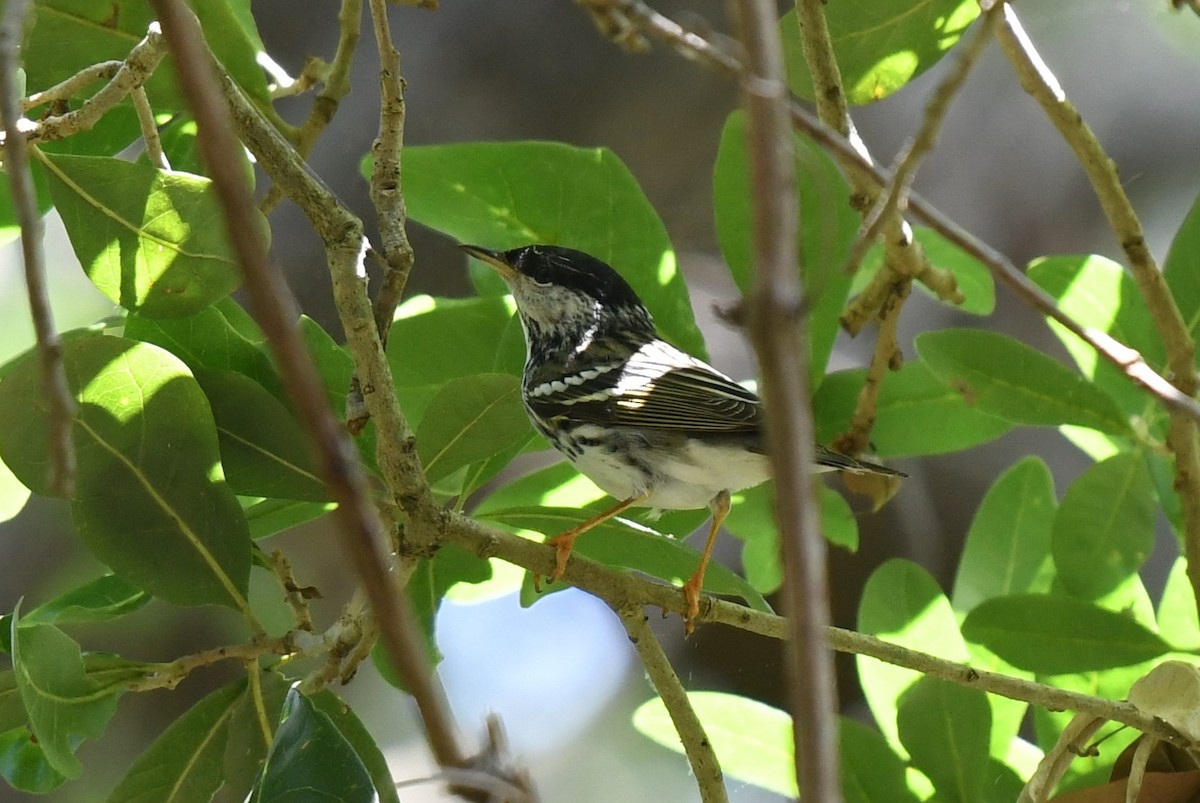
[41,153,254,317]
[241,497,336,540]
[1158,557,1200,651]
[897,678,990,803]
[857,559,969,754]
[0,336,251,608]
[395,142,704,355]
[917,329,1131,434]
[961,594,1172,673]
[781,0,980,104]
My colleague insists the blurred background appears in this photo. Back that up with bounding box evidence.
[2,1,1199,800]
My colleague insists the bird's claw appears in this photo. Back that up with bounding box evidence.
[681,577,702,635]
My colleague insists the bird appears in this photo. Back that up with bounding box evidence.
[459,243,905,632]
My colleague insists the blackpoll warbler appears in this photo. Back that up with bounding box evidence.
[461,243,904,631]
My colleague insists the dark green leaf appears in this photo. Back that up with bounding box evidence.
[961,594,1172,673]
[0,725,67,793]
[251,688,375,803]
[479,506,770,612]
[309,693,400,803]
[1164,190,1200,347]
[857,559,969,751]
[298,316,354,415]
[897,678,990,803]
[916,329,1131,434]
[416,374,532,485]
[634,691,796,798]
[814,361,1013,458]
[222,670,290,801]
[1052,451,1155,600]
[242,497,336,540]
[0,336,252,608]
[104,678,245,803]
[840,719,920,803]
[196,369,328,502]
[397,142,705,355]
[10,613,121,777]
[714,111,856,379]
[952,457,1056,613]
[1030,255,1167,421]
[781,0,980,104]
[856,226,995,314]
[41,153,257,317]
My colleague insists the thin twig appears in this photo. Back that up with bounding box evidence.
[0,0,76,497]
[131,86,169,170]
[147,0,470,773]
[836,281,908,455]
[367,0,416,342]
[268,548,317,632]
[1,25,167,147]
[734,0,840,798]
[260,0,361,215]
[22,61,122,111]
[616,605,727,803]
[992,0,1200,638]
[1018,715,1106,803]
[576,0,1200,427]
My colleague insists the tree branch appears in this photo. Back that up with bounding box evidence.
[0,0,76,498]
[616,606,727,803]
[147,0,471,775]
[992,0,1200,641]
[733,0,841,798]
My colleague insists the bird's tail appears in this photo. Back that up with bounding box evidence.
[815,445,907,477]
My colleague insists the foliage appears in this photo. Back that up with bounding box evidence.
[0,1,1196,801]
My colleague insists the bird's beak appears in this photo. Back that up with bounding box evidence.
[459,244,517,281]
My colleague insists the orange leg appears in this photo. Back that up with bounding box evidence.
[539,490,652,586]
[681,490,731,635]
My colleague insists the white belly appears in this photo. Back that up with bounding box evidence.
[565,426,772,510]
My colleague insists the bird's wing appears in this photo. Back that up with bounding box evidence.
[525,339,761,434]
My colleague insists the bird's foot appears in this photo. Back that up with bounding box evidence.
[681,575,703,635]
[533,530,580,591]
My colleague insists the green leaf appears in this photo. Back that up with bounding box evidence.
[916,329,1131,434]
[124,302,284,402]
[1158,557,1200,651]
[0,336,252,608]
[474,460,608,513]
[1052,451,1155,600]
[299,315,355,415]
[416,374,532,485]
[24,0,269,109]
[388,295,519,385]
[857,559,969,754]
[242,497,336,540]
[633,691,796,798]
[0,725,68,793]
[1,574,148,650]
[781,0,980,104]
[896,678,990,803]
[309,692,400,803]
[961,594,1173,673]
[222,671,289,800]
[195,369,328,502]
[727,484,858,595]
[479,506,770,612]
[402,545,492,673]
[40,153,255,317]
[840,718,920,803]
[855,226,995,315]
[713,111,856,379]
[1030,255,1167,421]
[0,457,31,524]
[104,678,245,803]
[952,457,1056,613]
[814,361,1013,458]
[251,687,375,803]
[396,142,705,356]
[1165,190,1200,346]
[10,612,121,777]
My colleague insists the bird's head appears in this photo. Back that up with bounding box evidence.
[459,244,655,350]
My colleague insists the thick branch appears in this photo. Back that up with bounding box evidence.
[735,0,840,798]
[148,0,468,773]
[0,0,76,497]
[616,606,727,802]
